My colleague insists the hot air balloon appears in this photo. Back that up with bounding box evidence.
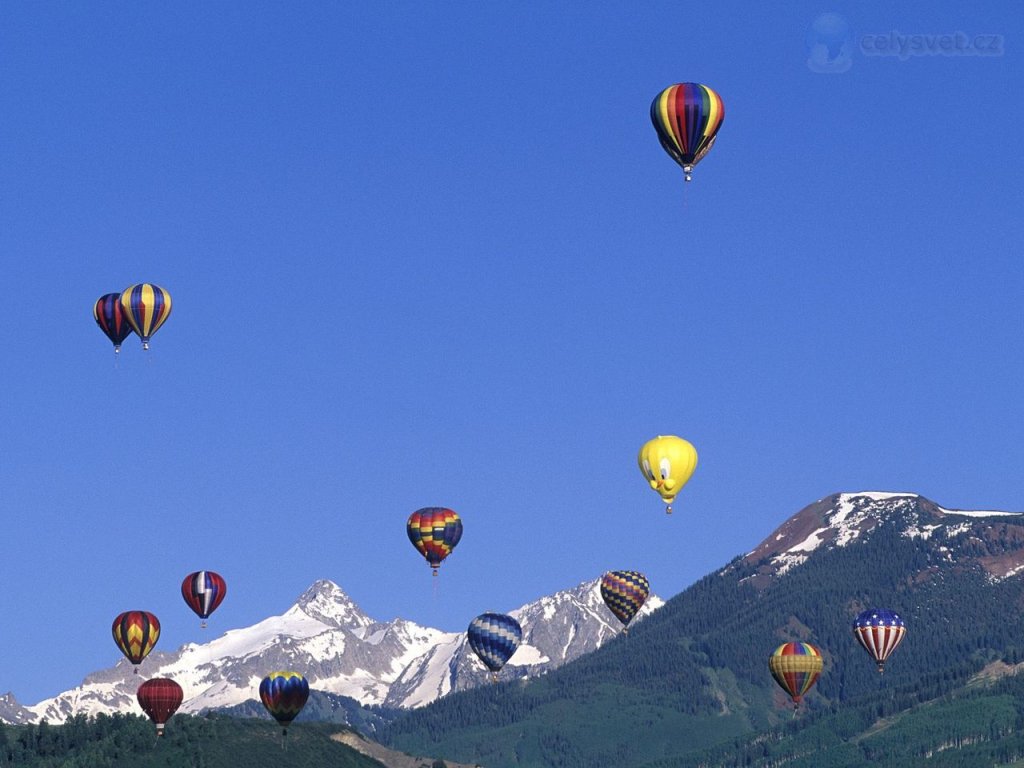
[600,571,650,632]
[182,570,227,628]
[407,507,462,575]
[467,613,522,682]
[638,435,698,513]
[93,293,134,354]
[112,611,160,673]
[120,283,172,350]
[259,671,309,737]
[137,678,183,736]
[769,642,823,708]
[853,608,906,673]
[651,83,725,182]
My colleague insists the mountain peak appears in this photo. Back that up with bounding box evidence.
[741,492,1024,583]
[295,579,374,629]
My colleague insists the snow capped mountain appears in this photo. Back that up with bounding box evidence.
[12,578,661,725]
[738,491,1024,585]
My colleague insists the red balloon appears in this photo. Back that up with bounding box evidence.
[181,570,227,627]
[137,678,184,735]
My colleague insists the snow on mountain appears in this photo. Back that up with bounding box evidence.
[739,492,1024,584]
[16,577,661,724]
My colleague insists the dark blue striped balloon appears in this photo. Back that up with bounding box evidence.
[467,613,522,679]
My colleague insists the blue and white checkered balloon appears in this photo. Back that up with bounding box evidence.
[467,612,522,679]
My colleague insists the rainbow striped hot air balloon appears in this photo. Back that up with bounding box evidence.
[600,571,650,632]
[467,613,522,682]
[120,283,172,350]
[651,83,725,182]
[769,642,823,708]
[112,611,160,673]
[853,608,906,673]
[259,671,309,738]
[407,507,463,575]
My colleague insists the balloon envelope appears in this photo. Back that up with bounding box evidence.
[93,293,134,352]
[651,83,724,181]
[600,571,650,629]
[637,435,698,512]
[467,613,522,677]
[182,570,227,623]
[259,671,309,733]
[407,507,463,573]
[768,642,823,706]
[853,608,906,672]
[112,611,160,667]
[137,678,183,735]
[120,283,172,349]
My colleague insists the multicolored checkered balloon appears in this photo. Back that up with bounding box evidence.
[407,507,463,575]
[600,571,650,631]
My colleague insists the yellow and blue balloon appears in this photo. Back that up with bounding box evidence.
[120,283,172,350]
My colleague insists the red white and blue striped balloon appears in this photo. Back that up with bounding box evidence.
[181,570,227,627]
[853,608,906,673]
[467,612,522,681]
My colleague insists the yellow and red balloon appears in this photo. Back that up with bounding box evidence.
[407,507,463,575]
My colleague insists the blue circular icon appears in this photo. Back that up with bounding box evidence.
[806,13,853,73]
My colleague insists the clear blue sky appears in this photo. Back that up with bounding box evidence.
[1,2,1020,704]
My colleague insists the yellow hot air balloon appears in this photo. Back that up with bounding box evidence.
[637,435,697,514]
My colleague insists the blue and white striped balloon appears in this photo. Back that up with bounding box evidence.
[467,612,522,680]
